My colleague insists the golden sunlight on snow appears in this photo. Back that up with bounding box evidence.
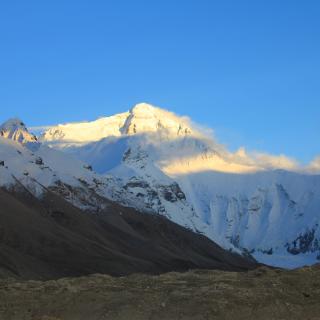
[160,154,260,176]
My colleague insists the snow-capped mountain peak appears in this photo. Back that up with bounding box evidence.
[33,103,320,268]
[0,118,38,145]
[39,103,201,148]
[121,103,194,138]
[130,102,157,114]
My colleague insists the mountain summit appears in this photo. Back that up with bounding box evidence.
[121,103,194,137]
[40,103,198,146]
[0,118,38,145]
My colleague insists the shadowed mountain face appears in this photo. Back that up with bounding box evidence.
[0,187,257,280]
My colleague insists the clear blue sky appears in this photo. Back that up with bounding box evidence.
[0,0,319,163]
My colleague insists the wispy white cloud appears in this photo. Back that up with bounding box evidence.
[231,147,300,171]
[28,125,53,134]
[29,125,53,131]
[306,156,320,173]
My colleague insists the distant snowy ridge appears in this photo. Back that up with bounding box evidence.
[0,122,117,211]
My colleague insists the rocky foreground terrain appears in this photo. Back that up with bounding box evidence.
[1,265,320,320]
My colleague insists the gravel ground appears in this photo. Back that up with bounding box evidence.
[1,265,320,320]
